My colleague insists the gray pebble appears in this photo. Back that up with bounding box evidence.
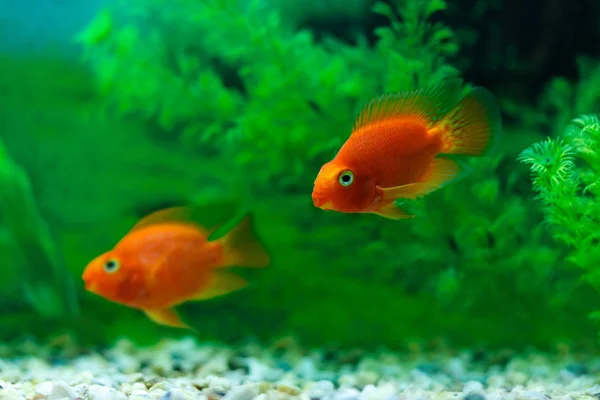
[0,337,599,400]
[463,394,486,400]
[566,364,588,376]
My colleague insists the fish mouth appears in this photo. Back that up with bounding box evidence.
[83,279,97,293]
[312,193,334,210]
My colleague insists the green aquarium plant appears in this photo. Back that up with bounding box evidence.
[63,0,600,349]
[517,59,600,328]
[0,136,78,320]
[519,115,600,304]
[0,53,244,345]
[75,0,460,190]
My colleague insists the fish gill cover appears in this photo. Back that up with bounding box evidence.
[0,0,599,350]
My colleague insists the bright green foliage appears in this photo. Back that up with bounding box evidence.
[519,115,600,296]
[76,0,460,188]
[63,0,598,349]
[517,57,600,330]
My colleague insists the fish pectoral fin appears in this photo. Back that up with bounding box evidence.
[192,270,248,301]
[379,183,433,201]
[372,202,414,220]
[143,308,191,329]
[379,157,464,201]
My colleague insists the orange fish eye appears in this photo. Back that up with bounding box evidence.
[338,170,354,187]
[104,258,120,273]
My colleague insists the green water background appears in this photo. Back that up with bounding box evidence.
[1,0,600,352]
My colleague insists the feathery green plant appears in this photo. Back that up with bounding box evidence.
[75,0,461,190]
[519,115,600,317]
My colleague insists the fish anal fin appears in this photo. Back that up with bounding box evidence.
[192,270,248,301]
[352,78,463,133]
[143,308,191,329]
[379,157,464,201]
[372,202,414,220]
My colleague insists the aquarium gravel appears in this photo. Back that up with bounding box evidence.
[1,337,599,400]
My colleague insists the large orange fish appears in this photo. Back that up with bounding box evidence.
[82,204,270,328]
[311,78,501,219]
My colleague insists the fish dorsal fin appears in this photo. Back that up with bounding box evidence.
[129,207,199,233]
[128,199,243,235]
[352,78,464,133]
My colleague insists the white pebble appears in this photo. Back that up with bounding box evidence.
[446,357,465,380]
[355,371,378,387]
[48,380,77,400]
[514,391,549,400]
[222,384,259,400]
[463,380,485,394]
[333,388,361,400]
[294,357,318,380]
[92,377,119,388]
[35,381,54,396]
[204,375,231,391]
[360,383,397,400]
[307,380,335,398]
[150,381,174,392]
[132,382,148,391]
[0,387,25,400]
[87,384,128,400]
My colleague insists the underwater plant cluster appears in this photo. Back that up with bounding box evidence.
[1,0,600,355]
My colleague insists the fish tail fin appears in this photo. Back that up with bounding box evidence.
[437,86,502,157]
[219,214,271,268]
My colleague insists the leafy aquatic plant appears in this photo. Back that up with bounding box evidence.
[517,58,600,317]
[519,115,600,296]
[61,0,600,349]
[75,0,460,190]
[0,136,79,319]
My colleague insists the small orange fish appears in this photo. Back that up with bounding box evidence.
[311,78,501,219]
[82,205,270,328]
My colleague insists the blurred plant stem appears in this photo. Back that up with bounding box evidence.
[0,137,79,319]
